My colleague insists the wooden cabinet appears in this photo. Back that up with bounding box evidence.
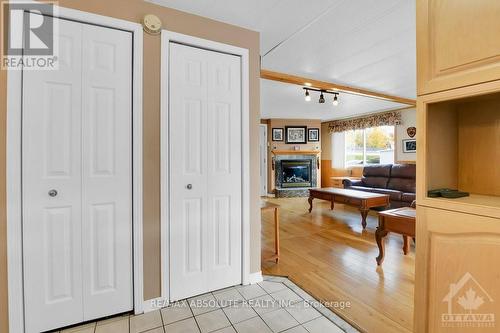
[414,75,500,332]
[330,176,360,189]
[414,206,500,333]
[417,0,500,95]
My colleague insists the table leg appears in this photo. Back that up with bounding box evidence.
[330,199,334,210]
[274,207,280,263]
[308,196,314,213]
[403,235,409,255]
[376,227,388,265]
[360,209,369,229]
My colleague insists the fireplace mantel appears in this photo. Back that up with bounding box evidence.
[271,150,321,155]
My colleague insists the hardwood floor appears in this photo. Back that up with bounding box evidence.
[261,197,415,333]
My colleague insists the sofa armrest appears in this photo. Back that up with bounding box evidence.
[343,179,363,188]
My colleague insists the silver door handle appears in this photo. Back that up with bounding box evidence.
[48,189,58,197]
[186,184,193,190]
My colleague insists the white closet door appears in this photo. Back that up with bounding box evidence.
[169,43,242,300]
[22,18,133,333]
[81,24,133,319]
[22,18,84,333]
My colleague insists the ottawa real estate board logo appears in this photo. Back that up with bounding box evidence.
[1,1,59,70]
[441,272,495,329]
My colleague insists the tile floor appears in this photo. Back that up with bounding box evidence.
[53,276,359,333]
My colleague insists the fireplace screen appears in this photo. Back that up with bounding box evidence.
[281,160,312,188]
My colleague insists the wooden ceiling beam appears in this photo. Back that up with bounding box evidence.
[260,69,416,106]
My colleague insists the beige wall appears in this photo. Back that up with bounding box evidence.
[396,108,417,163]
[264,119,321,193]
[0,1,261,331]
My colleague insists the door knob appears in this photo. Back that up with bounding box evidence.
[186,184,193,190]
[48,189,58,197]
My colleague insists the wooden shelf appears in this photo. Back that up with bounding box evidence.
[420,194,500,219]
[418,83,500,217]
[271,150,321,155]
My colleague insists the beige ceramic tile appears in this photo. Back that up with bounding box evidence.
[233,317,272,333]
[130,310,163,333]
[95,317,129,333]
[195,309,231,333]
[161,300,193,325]
[164,317,200,333]
[61,322,96,333]
[302,317,344,333]
[96,314,130,326]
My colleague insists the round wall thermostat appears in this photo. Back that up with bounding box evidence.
[143,14,162,35]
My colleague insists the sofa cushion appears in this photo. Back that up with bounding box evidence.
[370,188,403,201]
[387,164,416,193]
[402,192,416,203]
[362,176,389,188]
[348,186,374,192]
[390,164,416,178]
[363,164,392,178]
[388,178,415,193]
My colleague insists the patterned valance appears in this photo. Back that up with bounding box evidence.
[327,111,402,133]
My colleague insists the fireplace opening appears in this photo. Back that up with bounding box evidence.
[281,160,312,188]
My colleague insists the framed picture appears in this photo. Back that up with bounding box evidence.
[285,126,307,144]
[308,128,320,142]
[272,128,284,141]
[403,139,416,153]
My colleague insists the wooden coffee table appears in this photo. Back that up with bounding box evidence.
[308,188,390,229]
[375,207,416,265]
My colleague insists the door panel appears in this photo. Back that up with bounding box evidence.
[206,52,241,290]
[23,18,84,333]
[22,19,133,332]
[170,43,209,299]
[81,24,133,320]
[43,206,74,303]
[169,43,242,300]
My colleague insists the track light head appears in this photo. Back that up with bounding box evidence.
[319,92,325,104]
[332,94,339,106]
[304,89,311,102]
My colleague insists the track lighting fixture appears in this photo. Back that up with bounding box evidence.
[332,94,339,106]
[319,92,325,103]
[304,89,311,102]
[302,87,340,106]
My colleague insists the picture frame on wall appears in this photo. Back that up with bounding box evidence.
[285,126,307,144]
[403,139,417,153]
[272,128,284,141]
[308,128,320,142]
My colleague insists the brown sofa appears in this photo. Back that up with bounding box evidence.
[343,164,416,208]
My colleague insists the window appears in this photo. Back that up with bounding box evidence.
[345,126,395,166]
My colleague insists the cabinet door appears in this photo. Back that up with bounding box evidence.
[417,0,500,95]
[414,206,500,333]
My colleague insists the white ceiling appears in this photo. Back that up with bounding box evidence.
[261,80,407,121]
[147,0,416,120]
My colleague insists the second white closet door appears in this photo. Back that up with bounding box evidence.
[169,43,242,301]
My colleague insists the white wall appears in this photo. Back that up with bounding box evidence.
[396,109,417,162]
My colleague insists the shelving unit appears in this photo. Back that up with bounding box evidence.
[417,81,500,218]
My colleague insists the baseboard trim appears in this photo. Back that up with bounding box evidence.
[143,297,169,313]
[247,271,263,284]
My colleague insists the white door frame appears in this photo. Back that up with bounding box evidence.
[160,30,250,303]
[6,6,143,332]
[259,124,268,196]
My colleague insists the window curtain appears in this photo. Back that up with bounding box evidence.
[326,111,402,133]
